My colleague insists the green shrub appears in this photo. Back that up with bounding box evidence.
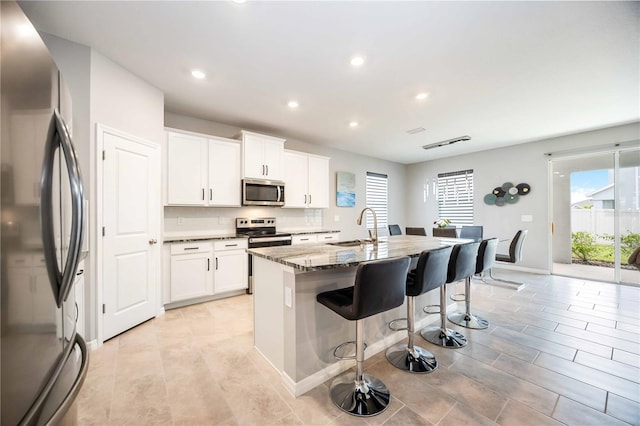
[572,231,597,261]
[621,232,640,253]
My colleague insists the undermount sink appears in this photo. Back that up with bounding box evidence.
[327,239,374,247]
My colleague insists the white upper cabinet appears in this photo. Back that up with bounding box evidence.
[240,130,285,181]
[208,137,241,206]
[167,132,208,205]
[284,150,330,208]
[166,130,241,207]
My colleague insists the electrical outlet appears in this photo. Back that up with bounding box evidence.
[284,287,292,308]
[334,215,340,222]
[177,217,184,225]
[521,215,533,222]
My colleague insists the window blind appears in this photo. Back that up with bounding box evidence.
[365,172,388,230]
[437,169,474,225]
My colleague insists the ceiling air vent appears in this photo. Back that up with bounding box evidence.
[406,127,426,135]
[422,135,471,150]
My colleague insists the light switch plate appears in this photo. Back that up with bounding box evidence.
[521,215,533,222]
[334,215,340,222]
[284,287,292,308]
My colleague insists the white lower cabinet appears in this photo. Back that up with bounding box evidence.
[169,242,214,302]
[165,238,248,304]
[291,232,340,245]
[214,239,248,293]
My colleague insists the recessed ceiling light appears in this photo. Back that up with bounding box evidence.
[415,92,429,100]
[287,100,299,109]
[231,0,247,4]
[191,70,206,80]
[350,56,365,67]
[349,121,359,128]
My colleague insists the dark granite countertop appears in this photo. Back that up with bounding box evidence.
[247,235,471,272]
[163,233,247,243]
[287,229,341,235]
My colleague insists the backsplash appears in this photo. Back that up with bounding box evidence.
[164,206,323,234]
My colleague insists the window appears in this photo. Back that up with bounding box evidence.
[437,169,474,225]
[365,172,388,230]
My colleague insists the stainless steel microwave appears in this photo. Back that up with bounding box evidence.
[242,179,285,206]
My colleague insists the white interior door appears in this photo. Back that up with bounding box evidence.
[102,129,160,340]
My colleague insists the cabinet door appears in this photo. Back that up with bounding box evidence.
[209,138,241,206]
[283,151,308,208]
[262,139,284,181]
[170,252,213,301]
[242,134,265,179]
[214,250,247,293]
[167,132,208,205]
[307,156,330,208]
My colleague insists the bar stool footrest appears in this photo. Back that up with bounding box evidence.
[449,292,466,302]
[388,318,408,331]
[423,304,441,315]
[333,341,367,360]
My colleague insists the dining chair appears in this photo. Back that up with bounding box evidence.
[459,226,483,241]
[406,227,427,236]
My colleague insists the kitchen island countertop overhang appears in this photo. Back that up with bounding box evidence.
[249,235,473,397]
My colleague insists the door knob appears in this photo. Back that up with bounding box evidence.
[149,238,158,245]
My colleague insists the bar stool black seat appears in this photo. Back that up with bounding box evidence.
[317,256,410,417]
[421,242,479,348]
[448,238,497,329]
[386,246,452,373]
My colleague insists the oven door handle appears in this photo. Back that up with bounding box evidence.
[249,236,292,244]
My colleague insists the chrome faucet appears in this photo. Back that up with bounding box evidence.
[356,207,378,247]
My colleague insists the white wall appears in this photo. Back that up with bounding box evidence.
[42,35,165,342]
[406,122,640,271]
[164,112,407,241]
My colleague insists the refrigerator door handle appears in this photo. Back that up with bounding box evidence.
[41,109,85,308]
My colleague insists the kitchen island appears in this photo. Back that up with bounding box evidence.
[248,235,467,396]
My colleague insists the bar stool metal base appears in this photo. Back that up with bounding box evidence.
[385,343,438,373]
[447,312,489,329]
[329,373,391,416]
[421,326,467,348]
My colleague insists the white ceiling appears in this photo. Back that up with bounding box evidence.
[19,1,640,164]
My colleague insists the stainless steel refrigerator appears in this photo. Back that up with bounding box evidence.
[1,1,89,424]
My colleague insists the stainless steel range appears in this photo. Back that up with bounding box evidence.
[236,217,291,294]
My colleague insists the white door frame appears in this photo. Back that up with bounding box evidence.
[95,123,163,346]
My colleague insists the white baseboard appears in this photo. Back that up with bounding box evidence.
[86,339,99,351]
[493,264,549,275]
[278,304,452,397]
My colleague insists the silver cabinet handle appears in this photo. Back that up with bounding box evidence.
[215,257,219,270]
[265,164,269,175]
[209,188,213,201]
[183,247,198,250]
[304,194,307,204]
[308,194,311,204]
[262,164,265,175]
[207,258,210,271]
[149,239,158,245]
[225,243,238,247]
[202,188,205,200]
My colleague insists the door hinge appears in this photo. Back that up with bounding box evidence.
[102,226,105,236]
[102,304,106,314]
[102,150,105,160]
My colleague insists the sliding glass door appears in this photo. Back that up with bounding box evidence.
[551,148,639,285]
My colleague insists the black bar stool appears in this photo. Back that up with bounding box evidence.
[317,256,410,417]
[386,246,452,373]
[448,238,496,329]
[421,242,479,348]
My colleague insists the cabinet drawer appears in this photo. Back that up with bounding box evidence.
[7,253,32,267]
[317,233,339,242]
[170,242,212,255]
[214,239,248,251]
[292,235,317,245]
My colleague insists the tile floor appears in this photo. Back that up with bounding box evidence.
[77,272,640,425]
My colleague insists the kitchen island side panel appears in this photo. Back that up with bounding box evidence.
[253,257,285,371]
